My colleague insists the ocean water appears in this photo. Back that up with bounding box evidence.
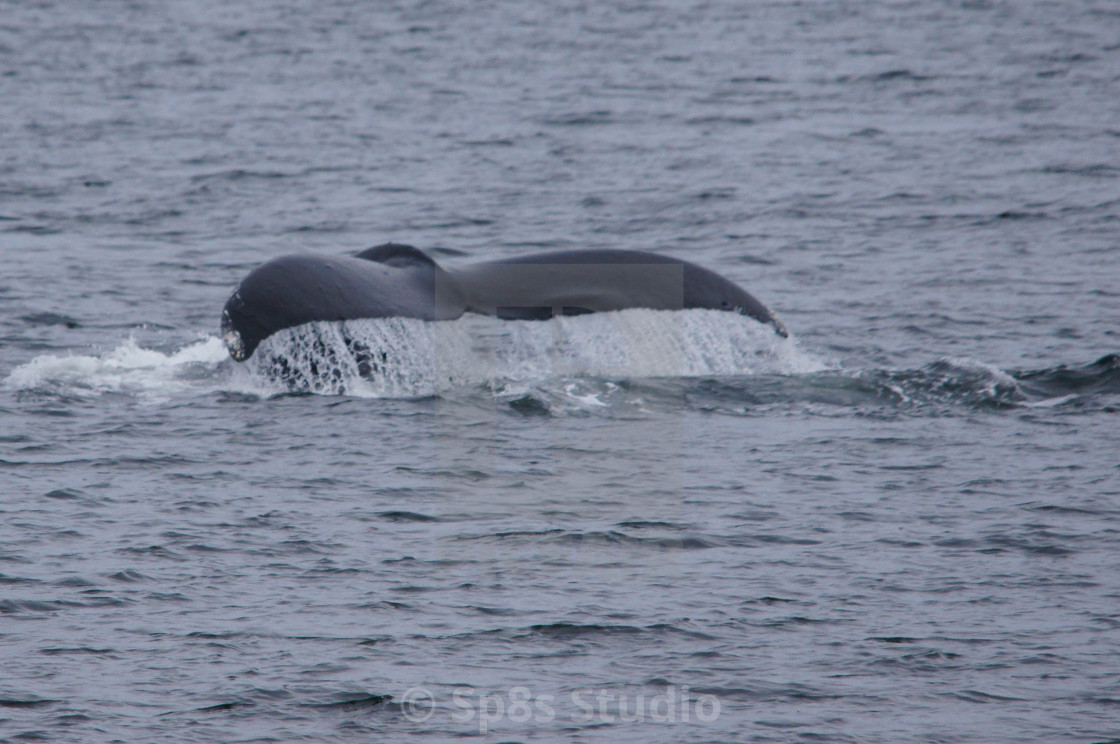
[2,1,1119,742]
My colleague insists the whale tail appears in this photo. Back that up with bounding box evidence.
[221,245,787,360]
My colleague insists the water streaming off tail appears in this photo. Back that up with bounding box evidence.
[239,309,826,397]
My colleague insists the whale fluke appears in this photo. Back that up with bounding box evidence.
[221,244,787,361]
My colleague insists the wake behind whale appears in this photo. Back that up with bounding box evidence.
[7,325,1114,417]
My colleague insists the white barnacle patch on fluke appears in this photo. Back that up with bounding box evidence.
[223,329,246,362]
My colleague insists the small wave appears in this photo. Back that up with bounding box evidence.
[1016,353,1120,399]
[878,356,1025,409]
[882,354,1120,412]
[0,697,58,709]
[676,354,1119,416]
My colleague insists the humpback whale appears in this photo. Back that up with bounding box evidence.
[220,244,787,361]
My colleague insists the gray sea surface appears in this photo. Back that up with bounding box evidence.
[2,1,1119,742]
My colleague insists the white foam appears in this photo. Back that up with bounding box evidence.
[933,356,1023,399]
[3,336,233,400]
[938,356,1018,386]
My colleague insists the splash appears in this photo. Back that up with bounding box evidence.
[4,310,824,401]
[3,336,232,400]
[240,309,828,397]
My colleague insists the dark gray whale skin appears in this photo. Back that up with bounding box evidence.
[220,243,787,361]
